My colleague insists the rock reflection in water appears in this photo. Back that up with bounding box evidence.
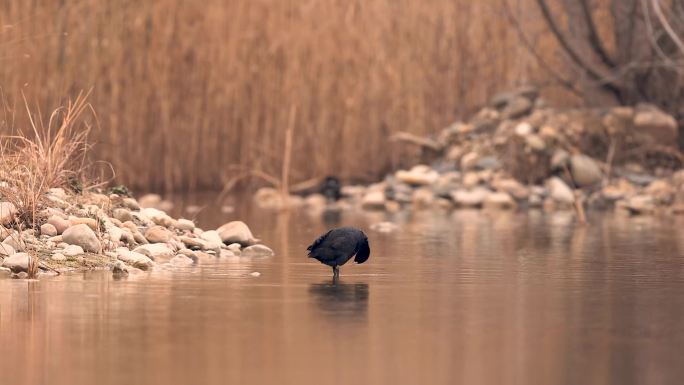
[308,279,369,320]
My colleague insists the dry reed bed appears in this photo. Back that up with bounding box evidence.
[0,0,559,192]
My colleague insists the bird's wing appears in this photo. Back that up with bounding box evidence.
[306,229,333,252]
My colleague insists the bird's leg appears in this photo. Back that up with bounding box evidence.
[332,265,339,278]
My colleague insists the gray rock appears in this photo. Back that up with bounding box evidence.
[62,224,100,253]
[2,253,29,273]
[40,223,58,237]
[216,221,259,246]
[569,154,603,187]
[0,202,17,225]
[112,260,129,276]
[241,244,275,257]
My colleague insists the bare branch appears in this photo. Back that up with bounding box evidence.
[579,0,617,67]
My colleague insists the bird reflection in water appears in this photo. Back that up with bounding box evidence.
[308,279,369,320]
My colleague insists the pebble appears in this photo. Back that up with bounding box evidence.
[69,217,99,231]
[40,223,58,237]
[176,219,195,231]
[61,245,85,257]
[51,253,67,261]
[241,244,274,257]
[144,225,174,243]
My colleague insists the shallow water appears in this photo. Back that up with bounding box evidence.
[2,204,684,385]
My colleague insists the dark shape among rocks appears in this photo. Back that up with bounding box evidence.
[319,176,342,202]
[307,227,370,278]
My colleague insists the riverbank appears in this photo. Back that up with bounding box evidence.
[254,87,684,217]
[0,189,274,279]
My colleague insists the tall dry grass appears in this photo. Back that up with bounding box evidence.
[0,0,556,192]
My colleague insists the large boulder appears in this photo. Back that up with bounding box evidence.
[2,253,29,273]
[217,221,258,246]
[62,224,100,253]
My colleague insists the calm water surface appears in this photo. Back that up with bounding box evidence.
[2,202,684,385]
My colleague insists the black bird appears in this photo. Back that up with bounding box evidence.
[307,227,370,278]
[319,176,342,202]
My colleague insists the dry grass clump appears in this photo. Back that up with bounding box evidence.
[0,91,95,228]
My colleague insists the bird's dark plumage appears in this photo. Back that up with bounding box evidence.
[307,227,370,277]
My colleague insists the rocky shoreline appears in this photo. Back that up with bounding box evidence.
[0,190,273,279]
[255,87,684,217]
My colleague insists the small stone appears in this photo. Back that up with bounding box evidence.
[514,122,533,136]
[227,243,241,252]
[40,223,58,237]
[361,191,387,210]
[170,255,194,267]
[546,177,575,205]
[395,167,439,186]
[502,96,533,119]
[133,243,174,260]
[460,152,479,171]
[569,154,603,187]
[140,208,176,228]
[69,217,99,231]
[48,215,71,234]
[116,248,154,270]
[61,245,85,257]
[144,225,174,243]
[633,104,678,145]
[216,221,258,246]
[112,261,129,276]
[451,188,490,207]
[551,149,570,170]
[249,272,261,277]
[622,195,655,215]
[177,249,199,262]
[51,253,67,261]
[122,197,140,211]
[412,188,435,208]
[369,221,399,233]
[112,208,133,223]
[0,243,15,257]
[492,178,529,200]
[525,135,546,151]
[483,192,516,209]
[241,244,275,257]
[0,202,17,225]
[62,224,100,253]
[12,272,29,279]
[179,236,206,249]
[176,219,195,231]
[2,252,29,273]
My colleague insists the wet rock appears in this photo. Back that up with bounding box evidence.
[623,173,657,187]
[0,202,17,225]
[62,224,100,253]
[112,260,129,277]
[2,253,29,273]
[304,194,327,211]
[645,180,674,204]
[116,248,154,270]
[227,243,242,253]
[361,191,387,210]
[219,249,236,258]
[40,223,58,237]
[546,177,574,204]
[145,225,174,243]
[0,266,10,275]
[179,236,206,249]
[385,182,413,203]
[633,104,678,144]
[569,154,602,187]
[177,249,199,262]
[215,221,255,247]
[483,192,516,209]
[51,253,67,261]
[170,255,194,267]
[432,172,461,198]
[176,218,195,232]
[61,245,85,257]
[241,244,274,257]
[412,188,435,208]
[451,188,490,207]
[133,243,174,260]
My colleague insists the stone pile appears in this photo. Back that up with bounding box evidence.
[0,190,273,278]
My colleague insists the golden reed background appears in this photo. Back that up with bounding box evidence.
[0,0,561,192]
